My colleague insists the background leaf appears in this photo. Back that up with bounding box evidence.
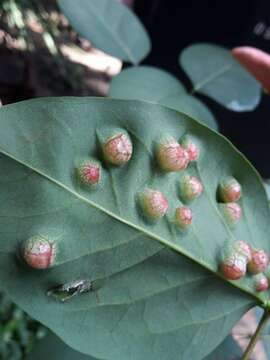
[160,93,218,131]
[180,43,261,112]
[57,0,151,64]
[109,65,218,130]
[0,98,269,359]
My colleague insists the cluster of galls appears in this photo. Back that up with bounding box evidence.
[220,240,270,292]
[77,131,133,187]
[139,135,202,230]
[218,177,242,227]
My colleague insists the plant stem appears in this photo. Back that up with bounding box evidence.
[241,309,270,360]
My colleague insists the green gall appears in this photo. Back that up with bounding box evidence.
[248,249,269,274]
[179,175,203,202]
[219,202,242,225]
[218,177,242,203]
[254,273,269,292]
[102,132,133,166]
[138,188,168,220]
[180,135,200,162]
[174,206,193,229]
[156,136,189,172]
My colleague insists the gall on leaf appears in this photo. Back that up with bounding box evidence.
[174,206,193,230]
[219,202,242,226]
[156,136,189,172]
[138,188,168,220]
[218,177,242,203]
[102,132,133,166]
[219,252,247,280]
[253,273,269,292]
[22,235,56,270]
[77,159,101,186]
[180,135,200,162]
[248,249,269,274]
[232,240,252,263]
[179,175,203,202]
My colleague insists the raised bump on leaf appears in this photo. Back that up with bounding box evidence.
[254,273,269,292]
[179,175,203,202]
[138,188,168,220]
[218,177,242,203]
[248,249,269,274]
[102,132,133,166]
[180,135,200,162]
[174,206,193,230]
[77,159,101,186]
[156,136,189,172]
[22,235,56,270]
[220,251,247,280]
[233,240,252,263]
[219,203,242,226]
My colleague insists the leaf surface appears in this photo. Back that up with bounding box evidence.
[58,0,150,64]
[0,98,269,359]
[180,43,261,111]
[109,66,218,130]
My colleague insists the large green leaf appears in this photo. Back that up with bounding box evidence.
[27,333,94,360]
[0,98,269,359]
[204,335,242,359]
[57,0,150,64]
[109,65,218,130]
[180,43,261,112]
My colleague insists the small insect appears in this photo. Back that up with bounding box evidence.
[47,279,94,302]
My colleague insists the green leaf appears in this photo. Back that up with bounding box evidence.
[160,94,218,131]
[109,65,218,130]
[27,333,94,360]
[57,0,150,64]
[0,98,269,359]
[204,335,242,359]
[180,43,261,112]
[109,65,186,101]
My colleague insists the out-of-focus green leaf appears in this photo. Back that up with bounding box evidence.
[58,0,151,64]
[180,43,261,112]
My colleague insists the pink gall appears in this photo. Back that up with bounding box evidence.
[218,177,242,203]
[156,137,189,172]
[77,160,101,185]
[220,253,247,280]
[254,273,269,292]
[22,235,56,270]
[102,133,133,166]
[180,135,200,162]
[233,240,252,263]
[174,206,193,229]
[138,188,168,220]
[179,175,203,202]
[219,203,242,225]
[248,249,269,274]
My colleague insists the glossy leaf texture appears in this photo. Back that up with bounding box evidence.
[0,98,270,359]
[109,65,218,130]
[180,43,261,112]
[57,0,150,64]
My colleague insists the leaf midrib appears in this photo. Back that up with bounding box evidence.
[192,64,232,93]
[0,147,262,304]
[62,0,137,64]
